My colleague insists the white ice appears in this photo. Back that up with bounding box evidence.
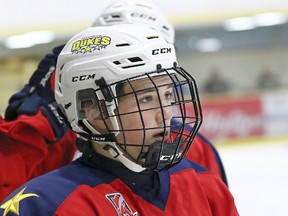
[218,139,288,216]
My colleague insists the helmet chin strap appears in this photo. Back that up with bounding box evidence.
[104,144,147,173]
[82,119,101,135]
[82,117,147,173]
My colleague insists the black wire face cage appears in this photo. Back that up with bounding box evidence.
[77,66,202,171]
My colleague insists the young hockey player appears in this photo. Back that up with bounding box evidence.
[0,0,227,202]
[0,24,238,216]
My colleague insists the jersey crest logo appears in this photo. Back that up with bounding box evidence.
[0,186,39,216]
[106,193,137,216]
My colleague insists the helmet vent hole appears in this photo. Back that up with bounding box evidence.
[60,64,65,71]
[111,15,121,19]
[162,25,169,31]
[59,73,62,83]
[113,61,121,65]
[122,63,145,69]
[103,14,123,23]
[113,57,144,68]
[116,43,130,47]
[147,36,159,40]
[128,57,143,63]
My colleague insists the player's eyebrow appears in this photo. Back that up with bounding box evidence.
[135,83,173,95]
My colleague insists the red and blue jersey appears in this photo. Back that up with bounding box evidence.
[0,155,238,216]
[0,114,227,203]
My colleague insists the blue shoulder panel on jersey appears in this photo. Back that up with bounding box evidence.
[169,158,209,175]
[3,160,117,215]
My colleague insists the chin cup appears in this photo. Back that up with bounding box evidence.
[144,138,184,170]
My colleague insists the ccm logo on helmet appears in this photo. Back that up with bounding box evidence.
[131,13,156,21]
[72,74,96,82]
[152,48,172,55]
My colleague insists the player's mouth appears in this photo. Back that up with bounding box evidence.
[153,130,169,141]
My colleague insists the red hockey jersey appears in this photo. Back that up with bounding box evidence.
[0,157,238,216]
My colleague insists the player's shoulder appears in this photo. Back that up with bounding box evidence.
[169,158,209,175]
[23,160,116,192]
[0,160,116,215]
[191,132,221,160]
[168,159,228,192]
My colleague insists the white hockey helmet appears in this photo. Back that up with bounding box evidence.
[93,0,175,44]
[55,24,201,172]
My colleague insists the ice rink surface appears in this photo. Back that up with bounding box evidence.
[217,137,288,216]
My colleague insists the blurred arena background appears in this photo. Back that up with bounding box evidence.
[1,0,288,215]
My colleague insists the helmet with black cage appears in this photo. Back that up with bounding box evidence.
[55,24,201,172]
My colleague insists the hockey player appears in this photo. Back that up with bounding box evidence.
[0,24,238,216]
[0,0,227,202]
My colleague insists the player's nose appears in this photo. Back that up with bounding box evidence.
[156,105,172,123]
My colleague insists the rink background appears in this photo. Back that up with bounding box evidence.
[0,1,288,214]
[217,136,288,216]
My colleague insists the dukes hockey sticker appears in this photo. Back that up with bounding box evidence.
[71,35,111,54]
[106,193,137,216]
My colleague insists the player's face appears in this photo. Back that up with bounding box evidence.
[116,75,174,162]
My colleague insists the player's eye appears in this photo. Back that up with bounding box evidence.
[139,95,153,103]
[164,90,175,103]
[164,91,173,100]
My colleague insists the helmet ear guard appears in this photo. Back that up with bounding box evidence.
[76,88,99,120]
[75,80,120,141]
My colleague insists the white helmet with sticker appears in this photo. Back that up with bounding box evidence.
[55,24,201,172]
